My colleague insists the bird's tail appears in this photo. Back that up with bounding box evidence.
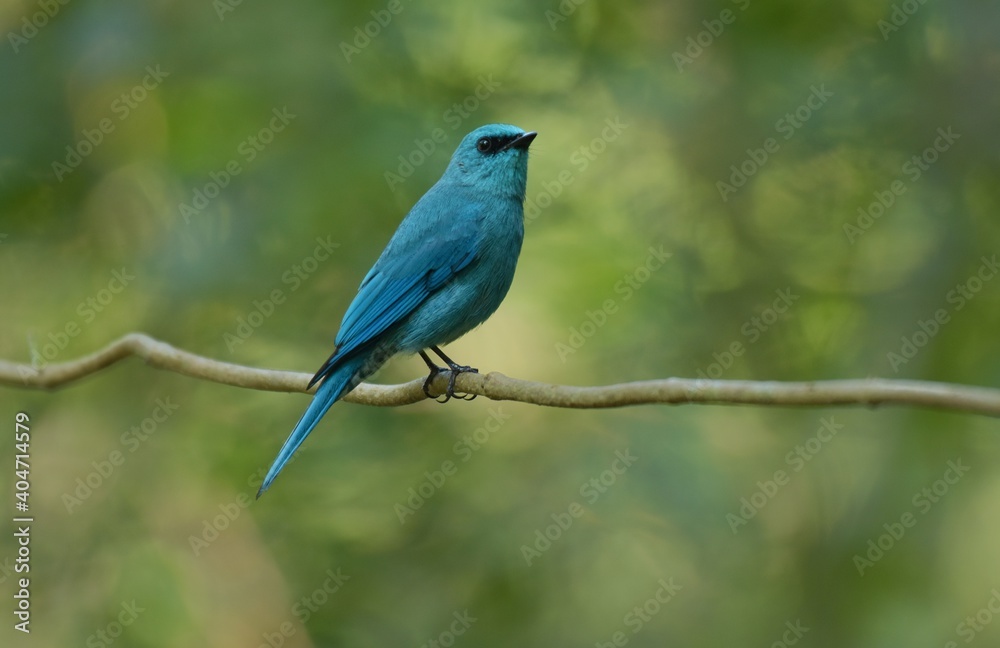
[257,354,367,498]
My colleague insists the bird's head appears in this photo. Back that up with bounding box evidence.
[445,124,536,198]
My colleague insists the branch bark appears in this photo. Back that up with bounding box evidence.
[1,332,998,417]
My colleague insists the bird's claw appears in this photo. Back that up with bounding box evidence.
[419,348,478,403]
[421,366,444,400]
[422,364,478,403]
[445,364,478,403]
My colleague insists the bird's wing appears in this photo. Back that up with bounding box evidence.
[308,209,480,388]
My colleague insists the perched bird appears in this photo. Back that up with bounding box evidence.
[257,124,536,497]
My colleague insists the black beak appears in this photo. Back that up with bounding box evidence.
[505,131,537,151]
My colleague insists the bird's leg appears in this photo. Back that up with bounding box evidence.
[419,351,451,403]
[429,345,478,402]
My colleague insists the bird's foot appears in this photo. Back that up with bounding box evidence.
[421,365,447,402]
[419,350,479,403]
[443,363,479,403]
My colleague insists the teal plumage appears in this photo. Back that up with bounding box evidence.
[258,124,535,497]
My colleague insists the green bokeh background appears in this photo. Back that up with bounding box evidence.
[2,1,1000,646]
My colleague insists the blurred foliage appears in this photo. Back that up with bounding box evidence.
[2,0,1000,646]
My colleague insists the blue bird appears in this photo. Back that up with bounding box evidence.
[257,124,536,497]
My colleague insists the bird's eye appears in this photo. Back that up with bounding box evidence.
[476,137,493,153]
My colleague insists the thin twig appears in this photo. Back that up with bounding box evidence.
[1,332,998,416]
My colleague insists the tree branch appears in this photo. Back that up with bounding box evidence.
[1,332,998,416]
